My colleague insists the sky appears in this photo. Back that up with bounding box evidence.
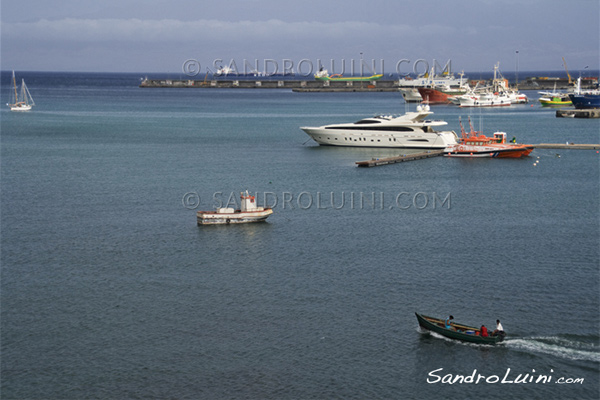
[1,0,599,75]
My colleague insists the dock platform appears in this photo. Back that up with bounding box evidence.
[356,150,444,167]
[534,143,600,150]
[355,144,599,167]
[140,78,399,91]
[139,78,597,92]
[556,109,600,118]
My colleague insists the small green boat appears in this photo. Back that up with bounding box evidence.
[539,94,572,107]
[538,85,572,107]
[415,312,505,345]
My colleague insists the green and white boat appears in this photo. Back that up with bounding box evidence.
[538,83,572,107]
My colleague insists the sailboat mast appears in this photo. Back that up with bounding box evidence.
[12,71,19,103]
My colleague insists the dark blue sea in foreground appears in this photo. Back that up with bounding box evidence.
[1,71,599,399]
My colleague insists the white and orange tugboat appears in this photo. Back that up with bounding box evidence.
[197,190,273,225]
[444,117,534,158]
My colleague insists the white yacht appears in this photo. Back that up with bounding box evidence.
[300,104,458,149]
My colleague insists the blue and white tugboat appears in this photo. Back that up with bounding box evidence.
[197,191,273,225]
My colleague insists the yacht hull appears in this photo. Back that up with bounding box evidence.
[301,127,457,149]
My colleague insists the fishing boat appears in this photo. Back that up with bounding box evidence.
[505,88,529,104]
[196,191,273,225]
[7,71,35,111]
[417,71,469,104]
[300,104,458,149]
[397,66,467,88]
[314,68,383,82]
[451,63,527,106]
[539,93,572,106]
[415,313,506,345]
[568,77,600,109]
[539,93,572,107]
[444,117,533,158]
[419,84,469,104]
[453,89,512,107]
[538,83,572,106]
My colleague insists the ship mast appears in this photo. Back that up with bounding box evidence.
[12,71,19,104]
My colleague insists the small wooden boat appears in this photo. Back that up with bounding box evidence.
[197,190,273,225]
[415,313,506,344]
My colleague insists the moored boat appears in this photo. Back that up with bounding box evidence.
[505,89,529,104]
[417,71,469,104]
[397,67,467,88]
[300,104,458,149]
[314,68,383,82]
[539,93,572,107]
[452,63,527,106]
[444,117,533,158]
[197,191,273,225]
[419,84,469,104]
[399,88,423,103]
[415,313,506,345]
[538,83,572,106]
[453,88,512,107]
[568,77,600,109]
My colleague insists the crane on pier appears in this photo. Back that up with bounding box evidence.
[562,57,572,85]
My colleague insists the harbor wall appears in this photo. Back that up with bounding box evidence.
[139,78,596,91]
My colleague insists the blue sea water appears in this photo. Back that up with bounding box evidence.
[1,71,599,399]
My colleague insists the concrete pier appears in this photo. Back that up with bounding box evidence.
[355,144,599,167]
[556,109,600,118]
[534,143,600,149]
[140,78,400,91]
[355,151,444,167]
[139,78,597,92]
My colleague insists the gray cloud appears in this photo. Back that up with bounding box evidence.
[1,0,597,73]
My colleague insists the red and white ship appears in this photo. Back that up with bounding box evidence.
[444,117,534,158]
[417,72,469,104]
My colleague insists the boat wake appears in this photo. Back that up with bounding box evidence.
[505,336,600,362]
[418,327,599,359]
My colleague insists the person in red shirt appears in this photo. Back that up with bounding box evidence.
[480,325,488,337]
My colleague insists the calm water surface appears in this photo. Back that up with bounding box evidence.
[1,72,599,399]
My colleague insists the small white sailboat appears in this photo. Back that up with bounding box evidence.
[7,71,35,111]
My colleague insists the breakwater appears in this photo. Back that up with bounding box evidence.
[139,78,595,91]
